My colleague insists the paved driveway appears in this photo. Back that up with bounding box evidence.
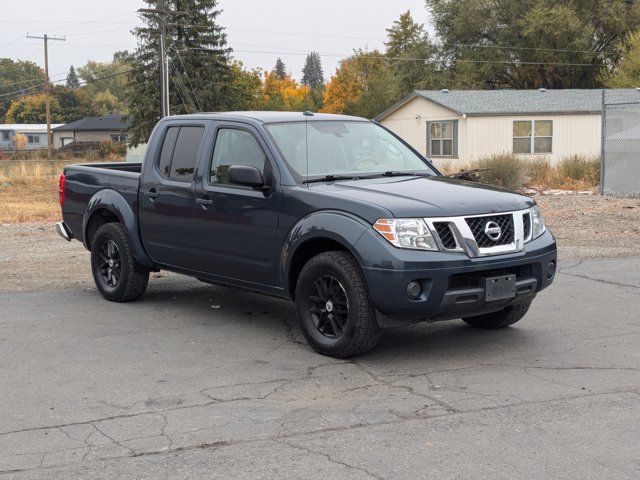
[1,258,639,479]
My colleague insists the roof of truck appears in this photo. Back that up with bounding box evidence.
[164,111,369,123]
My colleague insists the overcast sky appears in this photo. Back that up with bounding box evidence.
[0,0,431,84]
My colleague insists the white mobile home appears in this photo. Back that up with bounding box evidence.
[376,89,640,166]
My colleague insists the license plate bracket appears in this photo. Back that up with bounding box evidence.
[483,274,516,302]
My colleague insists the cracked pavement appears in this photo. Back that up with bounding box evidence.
[0,257,639,479]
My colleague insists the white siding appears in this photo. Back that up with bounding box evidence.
[382,97,462,157]
[465,114,601,163]
[380,96,602,166]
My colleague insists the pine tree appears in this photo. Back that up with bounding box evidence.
[66,66,80,88]
[274,58,287,80]
[126,0,237,145]
[301,52,324,89]
[385,11,441,95]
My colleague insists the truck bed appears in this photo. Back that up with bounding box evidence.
[61,162,143,245]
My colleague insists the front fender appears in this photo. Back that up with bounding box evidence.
[83,189,154,267]
[280,210,372,295]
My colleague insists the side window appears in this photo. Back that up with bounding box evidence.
[210,129,266,185]
[169,126,204,181]
[156,126,204,182]
[158,127,179,178]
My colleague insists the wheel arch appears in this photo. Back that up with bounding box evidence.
[281,210,371,300]
[83,189,154,267]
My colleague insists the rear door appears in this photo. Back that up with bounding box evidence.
[139,121,209,269]
[191,123,281,286]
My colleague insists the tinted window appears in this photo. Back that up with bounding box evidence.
[210,129,266,184]
[158,127,179,178]
[169,126,204,181]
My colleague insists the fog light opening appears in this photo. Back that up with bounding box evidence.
[547,261,556,280]
[406,281,422,300]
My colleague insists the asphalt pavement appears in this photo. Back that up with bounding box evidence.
[0,257,639,479]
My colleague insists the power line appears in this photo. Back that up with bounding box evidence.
[173,49,202,111]
[179,47,610,67]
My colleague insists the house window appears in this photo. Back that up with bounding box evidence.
[110,134,128,142]
[513,120,552,154]
[27,135,40,144]
[1,131,9,142]
[427,121,456,157]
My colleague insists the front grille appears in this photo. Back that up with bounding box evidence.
[522,212,531,240]
[465,214,514,248]
[433,222,457,249]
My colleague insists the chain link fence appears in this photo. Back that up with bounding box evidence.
[601,92,640,196]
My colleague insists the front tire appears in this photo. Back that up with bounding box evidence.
[295,251,380,358]
[91,223,149,302]
[462,300,532,329]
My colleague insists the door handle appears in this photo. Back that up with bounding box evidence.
[196,197,214,209]
[144,189,159,199]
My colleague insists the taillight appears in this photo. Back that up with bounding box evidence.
[59,174,66,206]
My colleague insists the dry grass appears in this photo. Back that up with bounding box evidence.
[0,159,122,223]
[437,153,601,191]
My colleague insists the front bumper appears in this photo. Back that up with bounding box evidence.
[356,229,557,326]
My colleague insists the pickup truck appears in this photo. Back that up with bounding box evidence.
[57,112,557,358]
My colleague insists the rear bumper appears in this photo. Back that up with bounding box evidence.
[357,229,557,326]
[55,221,73,242]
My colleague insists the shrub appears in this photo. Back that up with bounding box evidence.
[97,140,126,159]
[473,153,528,191]
[557,155,600,187]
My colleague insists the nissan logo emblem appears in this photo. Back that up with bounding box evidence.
[484,221,502,241]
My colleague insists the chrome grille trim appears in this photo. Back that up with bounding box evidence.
[424,208,529,258]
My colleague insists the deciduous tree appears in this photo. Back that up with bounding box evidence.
[321,50,398,118]
[604,31,640,87]
[0,58,46,122]
[427,0,640,89]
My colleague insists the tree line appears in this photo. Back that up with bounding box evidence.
[2,0,640,145]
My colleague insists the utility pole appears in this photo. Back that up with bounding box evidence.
[139,3,173,118]
[26,33,66,161]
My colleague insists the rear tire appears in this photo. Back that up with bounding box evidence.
[462,300,532,329]
[91,223,149,302]
[295,251,380,358]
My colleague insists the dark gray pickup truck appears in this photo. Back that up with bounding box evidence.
[57,111,557,358]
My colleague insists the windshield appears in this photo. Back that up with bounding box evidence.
[266,121,436,180]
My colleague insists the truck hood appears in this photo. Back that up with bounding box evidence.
[309,175,534,218]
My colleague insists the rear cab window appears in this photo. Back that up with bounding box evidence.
[156,125,205,182]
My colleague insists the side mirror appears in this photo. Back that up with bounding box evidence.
[227,165,265,189]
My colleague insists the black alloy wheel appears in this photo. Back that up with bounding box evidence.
[98,239,121,288]
[308,274,349,338]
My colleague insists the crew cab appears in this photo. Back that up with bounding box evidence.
[57,112,557,358]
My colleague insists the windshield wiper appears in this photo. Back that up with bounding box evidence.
[375,171,432,178]
[302,174,360,184]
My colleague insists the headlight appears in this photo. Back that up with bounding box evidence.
[373,218,439,251]
[529,205,546,240]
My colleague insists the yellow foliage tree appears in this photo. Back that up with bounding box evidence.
[321,49,398,118]
[259,71,310,111]
[6,93,64,124]
[13,133,27,149]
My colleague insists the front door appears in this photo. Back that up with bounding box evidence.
[138,123,207,270]
[192,124,280,286]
